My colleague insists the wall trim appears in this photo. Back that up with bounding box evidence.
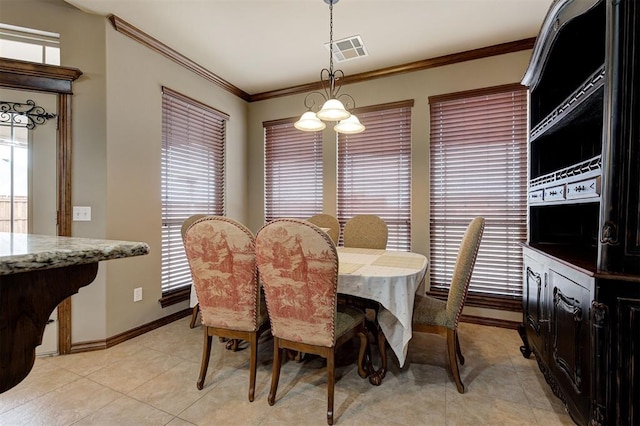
[251,38,536,102]
[460,314,521,330]
[106,14,534,103]
[108,15,251,101]
[69,308,192,353]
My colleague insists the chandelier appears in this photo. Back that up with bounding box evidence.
[294,0,365,134]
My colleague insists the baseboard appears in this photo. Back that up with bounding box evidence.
[460,314,521,330]
[69,308,192,354]
[67,309,515,354]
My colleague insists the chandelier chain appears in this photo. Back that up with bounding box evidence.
[329,0,334,75]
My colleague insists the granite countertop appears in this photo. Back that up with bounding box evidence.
[0,233,150,275]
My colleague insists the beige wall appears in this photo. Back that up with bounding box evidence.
[247,50,532,249]
[103,22,249,337]
[247,51,533,322]
[0,0,249,341]
[3,0,529,336]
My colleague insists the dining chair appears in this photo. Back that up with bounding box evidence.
[181,214,208,328]
[343,214,388,249]
[412,216,485,393]
[255,218,369,425]
[307,213,340,244]
[183,216,270,401]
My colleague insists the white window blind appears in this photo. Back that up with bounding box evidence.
[161,87,227,297]
[263,118,323,222]
[337,100,414,251]
[429,84,527,305]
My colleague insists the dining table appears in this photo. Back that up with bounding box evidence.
[336,246,428,385]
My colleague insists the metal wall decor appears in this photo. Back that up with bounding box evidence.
[0,99,57,129]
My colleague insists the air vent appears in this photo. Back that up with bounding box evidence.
[325,35,368,62]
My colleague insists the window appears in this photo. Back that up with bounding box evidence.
[337,100,413,251]
[263,118,323,222]
[161,87,227,304]
[0,23,60,65]
[429,84,527,309]
[0,115,29,233]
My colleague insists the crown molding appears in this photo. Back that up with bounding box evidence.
[107,14,534,104]
[250,38,535,102]
[108,15,251,101]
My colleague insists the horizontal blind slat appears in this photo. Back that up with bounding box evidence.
[429,86,527,298]
[161,89,227,294]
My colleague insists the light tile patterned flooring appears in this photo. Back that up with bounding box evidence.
[0,317,575,425]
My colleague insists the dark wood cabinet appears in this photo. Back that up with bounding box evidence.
[518,0,640,424]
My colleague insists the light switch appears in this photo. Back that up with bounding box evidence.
[73,206,91,221]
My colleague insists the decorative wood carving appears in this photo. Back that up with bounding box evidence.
[0,263,98,392]
[553,287,583,390]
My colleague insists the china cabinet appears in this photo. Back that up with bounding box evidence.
[518,0,640,424]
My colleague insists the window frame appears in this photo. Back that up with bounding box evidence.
[159,86,228,306]
[263,117,323,222]
[337,100,414,251]
[428,83,528,312]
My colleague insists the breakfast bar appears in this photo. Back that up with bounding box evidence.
[0,233,149,393]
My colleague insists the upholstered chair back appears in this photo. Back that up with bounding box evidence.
[181,214,208,242]
[307,213,340,244]
[184,216,260,332]
[256,218,339,347]
[343,214,388,249]
[444,217,485,328]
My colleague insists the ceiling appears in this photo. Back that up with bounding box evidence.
[63,0,554,95]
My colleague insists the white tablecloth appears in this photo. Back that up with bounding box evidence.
[337,247,428,367]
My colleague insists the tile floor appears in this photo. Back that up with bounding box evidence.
[0,317,575,425]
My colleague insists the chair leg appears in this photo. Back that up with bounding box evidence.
[356,329,369,379]
[455,329,465,365]
[189,304,200,328]
[447,328,465,393]
[197,328,212,390]
[268,338,283,406]
[248,333,257,402]
[326,351,335,425]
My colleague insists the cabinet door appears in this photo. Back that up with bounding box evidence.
[616,296,640,425]
[549,269,592,425]
[523,255,548,357]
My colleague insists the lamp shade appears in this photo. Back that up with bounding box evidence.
[316,98,351,121]
[334,114,365,134]
[294,111,326,132]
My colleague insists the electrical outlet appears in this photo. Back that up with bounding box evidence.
[133,287,142,302]
[72,206,91,221]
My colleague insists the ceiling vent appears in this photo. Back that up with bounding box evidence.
[325,35,368,62]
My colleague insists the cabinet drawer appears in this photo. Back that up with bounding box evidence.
[544,185,565,201]
[565,177,600,199]
[529,189,544,204]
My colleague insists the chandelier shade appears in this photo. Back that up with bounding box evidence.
[295,0,365,135]
[294,111,327,131]
[334,114,365,134]
[316,98,350,121]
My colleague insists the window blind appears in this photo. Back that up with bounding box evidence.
[264,118,323,222]
[337,100,414,251]
[161,87,227,296]
[429,84,527,303]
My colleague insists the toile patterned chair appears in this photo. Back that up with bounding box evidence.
[255,218,368,425]
[342,214,388,249]
[412,216,485,393]
[181,214,207,328]
[183,216,270,402]
[307,213,341,244]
